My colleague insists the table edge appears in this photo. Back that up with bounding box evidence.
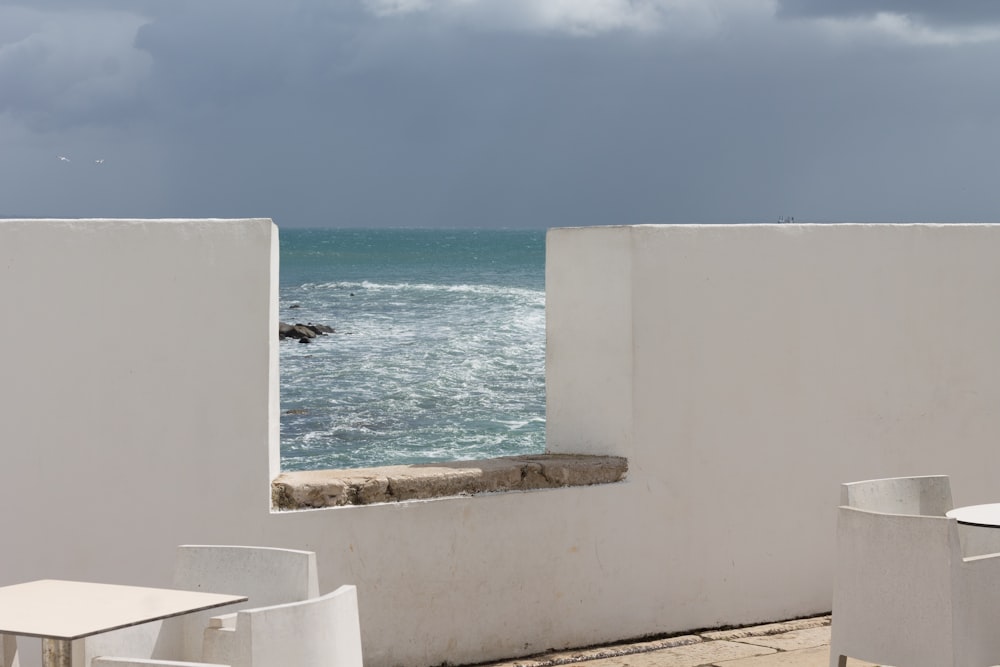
[1,592,248,641]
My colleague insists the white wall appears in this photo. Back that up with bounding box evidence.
[3,220,1000,667]
[0,219,276,579]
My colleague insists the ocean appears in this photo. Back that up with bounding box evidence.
[279,228,547,471]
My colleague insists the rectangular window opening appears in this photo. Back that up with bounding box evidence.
[272,228,624,509]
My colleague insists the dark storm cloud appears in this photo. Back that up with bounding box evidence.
[0,4,152,130]
[777,0,1000,26]
[134,11,1000,226]
[1,0,158,9]
[133,2,365,106]
[4,0,1000,226]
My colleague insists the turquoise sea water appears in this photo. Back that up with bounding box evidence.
[279,228,546,470]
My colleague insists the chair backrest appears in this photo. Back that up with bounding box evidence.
[81,545,319,664]
[832,504,963,666]
[204,585,363,667]
[172,545,319,604]
[170,545,320,660]
[840,475,952,516]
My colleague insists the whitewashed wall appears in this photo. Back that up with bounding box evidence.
[3,220,1000,667]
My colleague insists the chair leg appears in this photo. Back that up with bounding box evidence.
[1,633,19,667]
[829,648,846,667]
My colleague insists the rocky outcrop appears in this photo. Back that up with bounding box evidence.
[279,321,335,342]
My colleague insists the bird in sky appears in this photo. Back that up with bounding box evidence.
[57,155,70,162]
[95,159,104,165]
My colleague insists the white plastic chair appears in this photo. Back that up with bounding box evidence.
[81,545,319,665]
[829,475,1000,667]
[839,474,953,516]
[92,586,363,667]
[1,633,18,667]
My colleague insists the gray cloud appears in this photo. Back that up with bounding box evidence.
[0,6,152,130]
[777,0,1000,26]
[3,0,1000,226]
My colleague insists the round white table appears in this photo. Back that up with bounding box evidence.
[947,504,1000,556]
[947,503,1000,527]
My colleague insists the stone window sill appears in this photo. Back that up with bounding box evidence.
[271,454,628,510]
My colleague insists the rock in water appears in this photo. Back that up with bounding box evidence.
[279,321,335,341]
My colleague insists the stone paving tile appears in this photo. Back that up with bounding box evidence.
[537,636,704,665]
[476,616,861,667]
[703,617,830,641]
[709,645,879,667]
[484,657,552,667]
[488,636,705,667]
[729,626,831,652]
[483,636,703,667]
[578,640,776,667]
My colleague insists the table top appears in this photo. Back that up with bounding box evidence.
[0,579,247,640]
[946,503,1000,528]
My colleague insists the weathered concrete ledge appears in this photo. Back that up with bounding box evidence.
[271,454,628,510]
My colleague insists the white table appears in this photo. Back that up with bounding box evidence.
[947,504,1000,556]
[947,503,1000,527]
[0,579,247,667]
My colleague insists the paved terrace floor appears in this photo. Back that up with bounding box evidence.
[481,616,880,667]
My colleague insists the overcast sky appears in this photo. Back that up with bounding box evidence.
[2,0,1000,227]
